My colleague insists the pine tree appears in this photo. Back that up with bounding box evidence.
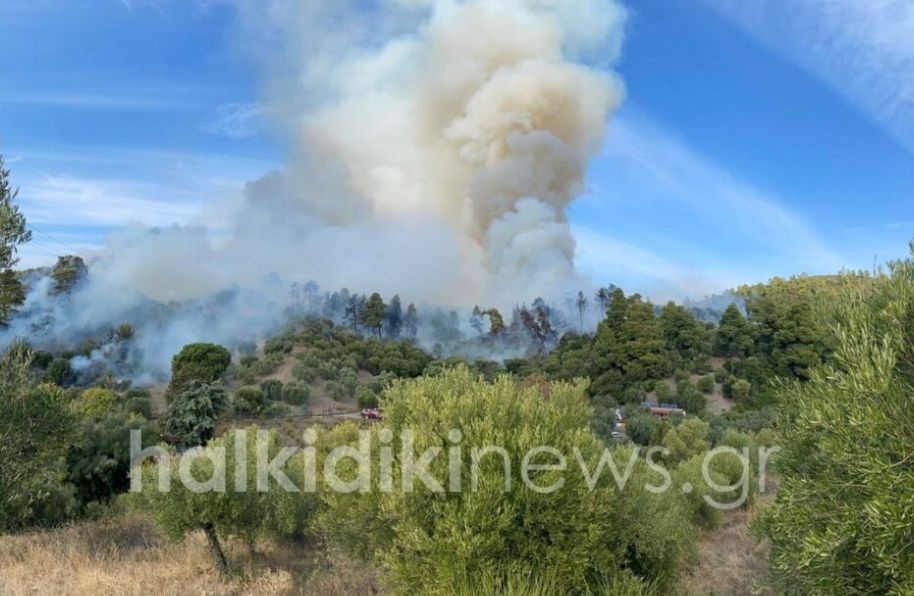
[385,294,403,337]
[715,303,754,357]
[361,292,387,338]
[403,303,419,338]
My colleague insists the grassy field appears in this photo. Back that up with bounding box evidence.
[0,506,772,595]
[0,514,381,596]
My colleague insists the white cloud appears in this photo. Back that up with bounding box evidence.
[201,102,263,138]
[570,111,845,297]
[2,90,200,111]
[607,113,841,267]
[20,175,202,228]
[700,0,914,155]
[573,225,728,300]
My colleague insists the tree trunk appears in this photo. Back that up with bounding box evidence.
[203,523,229,577]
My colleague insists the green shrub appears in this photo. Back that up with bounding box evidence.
[355,386,378,409]
[654,380,673,402]
[124,396,152,418]
[281,382,310,406]
[260,379,283,402]
[697,375,715,394]
[316,367,695,593]
[293,360,319,383]
[73,387,120,418]
[234,386,267,416]
[44,357,72,385]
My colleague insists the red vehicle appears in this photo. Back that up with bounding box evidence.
[360,408,383,420]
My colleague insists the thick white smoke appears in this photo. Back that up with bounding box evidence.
[235,0,627,304]
[6,0,629,379]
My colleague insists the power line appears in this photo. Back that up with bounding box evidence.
[28,225,81,255]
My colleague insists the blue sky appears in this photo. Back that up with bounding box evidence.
[1,0,912,298]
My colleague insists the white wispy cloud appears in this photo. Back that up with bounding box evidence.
[699,0,914,155]
[21,174,202,228]
[607,114,841,267]
[1,90,202,111]
[573,225,729,300]
[201,102,263,139]
[571,111,844,297]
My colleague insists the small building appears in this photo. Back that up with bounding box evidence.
[640,401,687,418]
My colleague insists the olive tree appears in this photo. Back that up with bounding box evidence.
[316,367,695,593]
[137,428,315,576]
[757,250,914,594]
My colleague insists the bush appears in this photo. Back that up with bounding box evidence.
[355,386,378,409]
[281,382,310,406]
[293,360,319,383]
[67,413,158,508]
[662,418,711,464]
[0,381,75,531]
[676,380,707,415]
[654,380,673,402]
[725,378,753,401]
[234,386,267,416]
[327,368,358,400]
[697,375,715,394]
[73,387,120,418]
[714,368,729,384]
[673,369,691,383]
[44,357,72,386]
[625,410,660,446]
[124,396,152,418]
[260,379,283,402]
[316,367,696,592]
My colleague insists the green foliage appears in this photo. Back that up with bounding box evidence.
[44,357,72,386]
[696,375,714,394]
[671,456,731,529]
[0,342,74,531]
[726,378,752,402]
[260,379,283,402]
[281,381,310,406]
[163,380,226,449]
[675,380,706,415]
[326,367,359,400]
[124,396,152,418]
[661,418,710,464]
[233,386,266,416]
[714,304,754,357]
[137,428,316,573]
[360,292,386,337]
[625,410,660,446]
[72,387,120,418]
[355,385,379,409]
[653,380,672,402]
[756,257,914,594]
[66,413,158,508]
[660,301,710,367]
[317,367,695,593]
[50,255,88,295]
[0,154,31,325]
[167,343,231,400]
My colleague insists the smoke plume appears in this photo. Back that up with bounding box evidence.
[5,0,629,379]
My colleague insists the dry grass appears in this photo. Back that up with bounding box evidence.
[680,498,775,595]
[0,515,382,596]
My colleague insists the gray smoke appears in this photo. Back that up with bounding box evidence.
[4,0,629,380]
